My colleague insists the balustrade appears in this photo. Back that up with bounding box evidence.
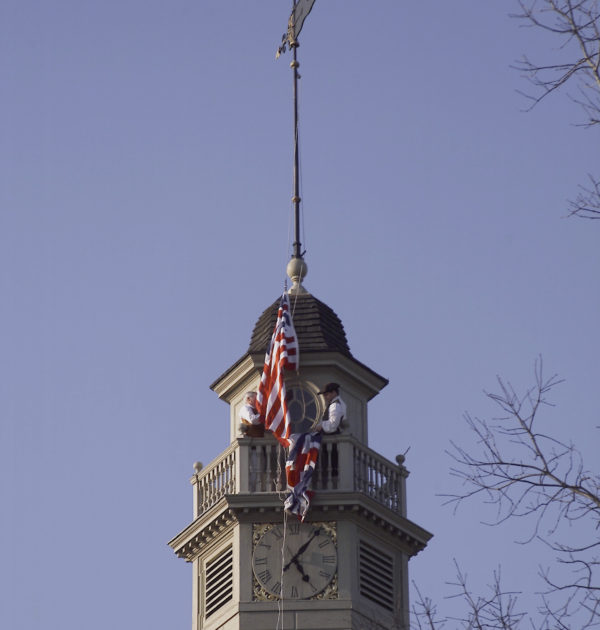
[192,434,405,518]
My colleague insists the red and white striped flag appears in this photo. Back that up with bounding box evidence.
[256,292,298,447]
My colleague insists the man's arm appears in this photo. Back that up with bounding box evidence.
[241,405,261,425]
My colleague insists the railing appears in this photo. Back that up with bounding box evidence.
[191,435,407,519]
[353,444,403,513]
[193,442,237,515]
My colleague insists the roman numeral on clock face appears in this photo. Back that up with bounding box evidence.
[288,523,300,535]
[257,569,272,584]
[271,527,284,540]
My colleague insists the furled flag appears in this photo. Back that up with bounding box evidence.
[276,0,317,58]
[256,292,299,447]
[284,431,322,521]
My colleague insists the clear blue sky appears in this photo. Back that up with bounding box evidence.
[2,2,598,628]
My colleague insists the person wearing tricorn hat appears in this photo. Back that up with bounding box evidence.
[315,382,346,434]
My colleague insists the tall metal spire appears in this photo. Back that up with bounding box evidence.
[278,0,316,294]
[291,36,302,261]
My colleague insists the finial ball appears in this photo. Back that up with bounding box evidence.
[287,257,307,282]
[287,257,308,295]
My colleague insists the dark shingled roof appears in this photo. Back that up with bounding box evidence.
[248,293,352,356]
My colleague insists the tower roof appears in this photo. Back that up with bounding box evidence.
[248,292,352,356]
[210,289,388,399]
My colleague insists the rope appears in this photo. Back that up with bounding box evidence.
[296,83,306,258]
[276,509,289,630]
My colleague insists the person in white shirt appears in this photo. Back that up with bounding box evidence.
[315,382,346,488]
[240,391,264,438]
[315,382,346,434]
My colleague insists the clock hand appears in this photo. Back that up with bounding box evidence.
[290,556,311,582]
[283,545,310,578]
[283,528,322,572]
[283,546,296,572]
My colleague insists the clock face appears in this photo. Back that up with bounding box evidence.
[252,522,337,599]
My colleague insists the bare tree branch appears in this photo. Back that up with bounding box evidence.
[446,563,526,629]
[440,358,600,627]
[412,583,445,630]
[412,564,527,629]
[511,1,600,219]
[513,0,600,115]
[568,174,600,219]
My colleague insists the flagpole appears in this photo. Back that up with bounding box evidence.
[291,26,301,260]
[283,0,313,294]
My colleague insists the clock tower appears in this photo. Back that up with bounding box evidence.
[169,269,432,629]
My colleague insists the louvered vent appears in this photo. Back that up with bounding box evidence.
[205,546,233,618]
[359,540,394,612]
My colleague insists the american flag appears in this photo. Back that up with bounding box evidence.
[284,431,322,521]
[256,292,298,447]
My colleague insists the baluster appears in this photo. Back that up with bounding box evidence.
[266,444,275,491]
[360,450,367,493]
[226,454,231,493]
[383,467,391,509]
[206,471,213,509]
[248,446,256,492]
[331,442,339,490]
[279,446,287,491]
[321,440,331,490]
[354,446,363,492]
[259,445,267,491]
[206,471,211,509]
[269,444,276,491]
[359,448,366,493]
[205,474,210,511]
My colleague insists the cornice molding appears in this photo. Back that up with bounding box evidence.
[168,502,237,562]
[211,351,388,403]
[169,487,432,562]
[210,354,262,401]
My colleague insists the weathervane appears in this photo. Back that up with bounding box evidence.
[277,0,316,294]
